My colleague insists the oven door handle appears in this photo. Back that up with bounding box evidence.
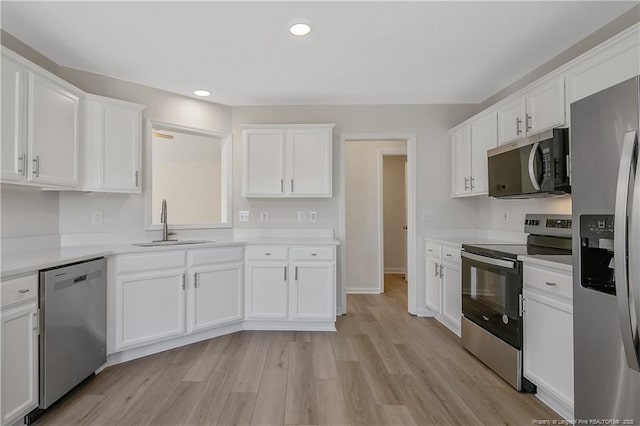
[461,251,516,269]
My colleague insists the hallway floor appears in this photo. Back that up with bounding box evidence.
[36,274,557,425]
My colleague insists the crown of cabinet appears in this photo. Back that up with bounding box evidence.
[242,124,335,198]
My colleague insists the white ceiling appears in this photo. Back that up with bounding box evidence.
[1,1,636,106]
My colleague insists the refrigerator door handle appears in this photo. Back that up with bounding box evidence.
[631,129,640,368]
[528,142,541,191]
[614,129,640,371]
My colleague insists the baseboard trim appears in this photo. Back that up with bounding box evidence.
[535,386,574,421]
[347,288,381,294]
[384,268,406,274]
[414,307,436,317]
[244,320,336,331]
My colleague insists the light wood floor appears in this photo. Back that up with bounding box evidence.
[37,274,558,426]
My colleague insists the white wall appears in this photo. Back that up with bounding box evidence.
[345,141,406,293]
[477,196,572,231]
[383,155,407,273]
[0,185,59,239]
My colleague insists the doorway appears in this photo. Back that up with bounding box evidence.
[339,133,417,316]
[381,153,408,291]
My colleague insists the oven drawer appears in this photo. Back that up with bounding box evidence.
[523,265,572,301]
[425,242,442,258]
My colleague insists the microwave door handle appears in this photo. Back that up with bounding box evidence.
[528,142,541,191]
[631,129,640,369]
[614,129,640,371]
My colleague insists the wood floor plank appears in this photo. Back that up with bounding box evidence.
[311,332,339,379]
[381,404,418,426]
[264,331,294,369]
[284,341,318,425]
[336,360,384,426]
[232,332,271,393]
[251,368,288,426]
[315,379,351,426]
[217,392,257,426]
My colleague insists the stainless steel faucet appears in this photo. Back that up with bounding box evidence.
[159,199,176,241]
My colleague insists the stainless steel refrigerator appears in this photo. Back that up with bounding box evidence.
[571,75,640,422]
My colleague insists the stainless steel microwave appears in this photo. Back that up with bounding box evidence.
[488,128,571,198]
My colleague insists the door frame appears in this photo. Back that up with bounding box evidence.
[377,149,408,293]
[338,133,417,316]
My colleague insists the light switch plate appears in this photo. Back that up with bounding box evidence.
[239,211,250,223]
[260,211,269,223]
[308,211,317,222]
[297,211,306,222]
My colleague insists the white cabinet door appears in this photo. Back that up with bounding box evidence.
[243,129,285,196]
[290,262,334,320]
[190,263,243,332]
[286,128,332,197]
[524,291,574,413]
[425,257,441,314]
[526,76,565,136]
[451,125,471,197]
[497,96,526,145]
[27,71,80,188]
[115,270,186,350]
[441,260,461,334]
[1,53,26,183]
[246,262,288,319]
[470,110,497,195]
[85,98,143,192]
[1,301,38,426]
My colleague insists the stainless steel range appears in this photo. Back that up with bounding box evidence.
[461,214,572,391]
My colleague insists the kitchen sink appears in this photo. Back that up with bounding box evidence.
[132,240,213,247]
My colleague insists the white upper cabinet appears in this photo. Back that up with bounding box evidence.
[1,53,26,183]
[83,95,145,193]
[470,110,498,195]
[450,124,471,197]
[451,110,497,197]
[497,76,564,146]
[27,70,81,188]
[497,96,527,145]
[286,128,332,197]
[243,128,286,196]
[243,124,334,198]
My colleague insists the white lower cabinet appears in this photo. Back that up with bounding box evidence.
[424,241,462,336]
[290,262,335,320]
[523,262,573,420]
[1,274,39,426]
[116,269,186,350]
[189,263,243,332]
[246,262,289,319]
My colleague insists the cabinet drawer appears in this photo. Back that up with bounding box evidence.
[1,273,38,308]
[425,242,442,258]
[188,246,243,267]
[523,265,572,301]
[290,247,334,261]
[116,251,186,274]
[246,246,288,260]
[442,246,461,263]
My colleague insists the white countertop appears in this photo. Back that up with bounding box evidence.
[1,238,339,279]
[518,254,573,272]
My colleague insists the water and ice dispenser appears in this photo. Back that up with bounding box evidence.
[580,214,616,295]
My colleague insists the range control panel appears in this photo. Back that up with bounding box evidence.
[524,214,573,237]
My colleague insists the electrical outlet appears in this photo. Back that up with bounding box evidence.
[260,211,269,223]
[91,210,104,225]
[308,211,317,223]
[297,211,306,222]
[503,211,509,221]
[239,210,250,223]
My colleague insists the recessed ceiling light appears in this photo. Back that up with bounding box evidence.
[193,90,211,97]
[289,23,311,36]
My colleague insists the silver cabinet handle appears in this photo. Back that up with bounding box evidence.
[280,178,284,193]
[464,177,469,191]
[290,179,294,193]
[427,249,433,252]
[135,171,139,187]
[182,274,186,290]
[32,155,40,177]
[516,117,522,135]
[18,289,30,294]
[470,176,475,190]
[194,273,199,288]
[284,266,287,281]
[265,252,271,256]
[439,264,444,278]
[311,253,317,256]
[434,263,439,277]
[526,114,532,131]
[18,153,26,175]
[445,254,452,257]
[545,282,557,287]
[295,266,298,281]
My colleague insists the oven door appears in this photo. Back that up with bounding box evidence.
[461,251,523,349]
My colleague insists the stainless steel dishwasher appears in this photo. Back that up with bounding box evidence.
[38,257,107,409]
